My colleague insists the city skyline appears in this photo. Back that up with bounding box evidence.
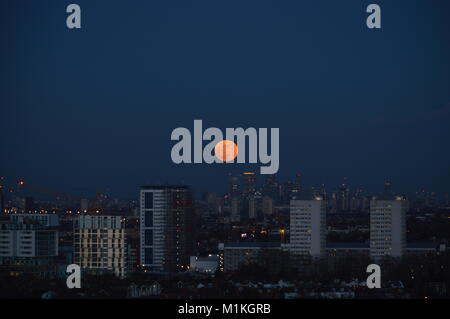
[0,171,448,206]
[1,0,450,302]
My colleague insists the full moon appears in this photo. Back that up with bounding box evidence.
[214,140,238,162]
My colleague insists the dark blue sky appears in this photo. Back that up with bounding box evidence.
[1,0,449,199]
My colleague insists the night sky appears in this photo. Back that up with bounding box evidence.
[1,0,450,199]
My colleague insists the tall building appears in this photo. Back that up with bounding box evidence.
[370,183,407,261]
[291,173,302,199]
[242,172,256,198]
[262,174,278,199]
[74,215,126,278]
[290,197,326,259]
[283,181,294,203]
[248,196,256,219]
[337,183,350,212]
[203,192,218,216]
[350,188,364,212]
[230,197,240,222]
[328,192,338,214]
[140,185,193,272]
[229,175,240,198]
[282,174,303,202]
[262,196,274,218]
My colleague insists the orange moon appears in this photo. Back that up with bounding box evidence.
[214,140,238,162]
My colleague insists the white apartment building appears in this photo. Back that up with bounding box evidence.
[370,197,408,261]
[289,198,326,258]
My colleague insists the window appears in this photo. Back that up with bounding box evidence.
[144,192,153,209]
[143,211,153,227]
[145,229,153,246]
[144,248,153,265]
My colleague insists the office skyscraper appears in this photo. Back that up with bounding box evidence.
[262,174,279,203]
[203,192,218,216]
[248,196,256,219]
[230,197,240,222]
[140,185,193,272]
[229,175,240,198]
[262,196,274,218]
[291,173,302,199]
[242,172,256,198]
[338,183,350,212]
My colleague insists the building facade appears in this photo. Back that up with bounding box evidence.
[370,197,408,261]
[140,185,193,272]
[74,215,126,278]
[289,198,326,259]
[0,214,58,277]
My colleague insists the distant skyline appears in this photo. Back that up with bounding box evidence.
[1,0,450,199]
[1,169,446,202]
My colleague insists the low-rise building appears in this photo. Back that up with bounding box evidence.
[0,214,59,277]
[189,255,218,273]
